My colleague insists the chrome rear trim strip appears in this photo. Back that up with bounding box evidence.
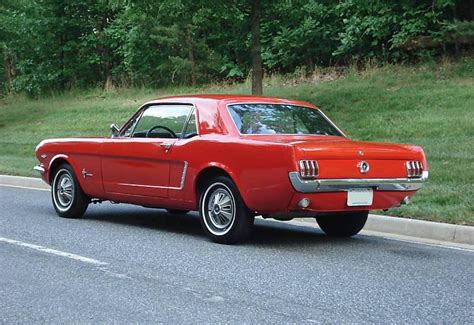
[289,171,428,193]
[179,161,188,189]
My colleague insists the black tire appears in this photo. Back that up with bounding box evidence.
[166,209,190,215]
[199,176,254,244]
[316,211,368,237]
[51,164,89,218]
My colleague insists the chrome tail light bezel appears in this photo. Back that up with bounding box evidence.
[299,160,319,179]
[406,160,423,178]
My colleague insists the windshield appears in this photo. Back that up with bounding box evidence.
[228,104,344,136]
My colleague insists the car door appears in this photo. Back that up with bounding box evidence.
[101,104,194,198]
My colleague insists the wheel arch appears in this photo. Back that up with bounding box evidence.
[195,164,233,196]
[48,154,75,183]
[194,163,250,207]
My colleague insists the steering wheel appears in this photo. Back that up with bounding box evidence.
[146,125,177,138]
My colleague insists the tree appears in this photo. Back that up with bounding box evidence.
[0,0,469,96]
[250,0,263,95]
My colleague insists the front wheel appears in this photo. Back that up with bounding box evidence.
[316,211,368,237]
[51,164,89,218]
[199,176,254,244]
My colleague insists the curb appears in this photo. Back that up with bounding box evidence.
[1,175,473,246]
[0,175,50,190]
[296,216,474,246]
[365,214,473,246]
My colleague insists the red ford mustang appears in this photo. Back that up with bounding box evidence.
[35,95,428,243]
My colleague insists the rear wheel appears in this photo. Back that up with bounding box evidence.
[51,164,89,218]
[316,211,368,237]
[199,176,254,244]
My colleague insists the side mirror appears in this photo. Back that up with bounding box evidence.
[110,123,120,137]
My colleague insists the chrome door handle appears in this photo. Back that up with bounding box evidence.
[160,143,172,152]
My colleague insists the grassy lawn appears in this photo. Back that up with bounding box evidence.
[1,59,473,225]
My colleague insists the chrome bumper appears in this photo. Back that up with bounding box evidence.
[289,171,428,193]
[33,164,45,175]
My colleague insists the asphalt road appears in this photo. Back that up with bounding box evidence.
[1,186,473,323]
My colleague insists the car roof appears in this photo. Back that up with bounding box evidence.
[143,94,317,108]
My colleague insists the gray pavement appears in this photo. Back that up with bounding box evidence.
[1,186,473,323]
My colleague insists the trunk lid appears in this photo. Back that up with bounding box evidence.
[293,138,417,160]
[292,138,422,179]
[244,135,424,179]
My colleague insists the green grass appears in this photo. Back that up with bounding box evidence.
[1,59,473,225]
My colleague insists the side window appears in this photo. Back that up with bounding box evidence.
[122,118,138,137]
[182,111,198,139]
[132,104,193,138]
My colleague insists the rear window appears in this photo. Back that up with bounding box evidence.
[228,104,343,136]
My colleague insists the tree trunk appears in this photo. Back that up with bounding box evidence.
[186,26,197,87]
[104,75,114,91]
[250,0,263,95]
[60,34,65,90]
[3,50,13,93]
[103,42,114,91]
[453,4,459,55]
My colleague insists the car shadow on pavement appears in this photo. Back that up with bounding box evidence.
[83,205,205,239]
[81,204,367,247]
[249,218,367,247]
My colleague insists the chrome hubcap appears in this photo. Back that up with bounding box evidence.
[208,188,234,230]
[202,183,236,236]
[54,171,74,209]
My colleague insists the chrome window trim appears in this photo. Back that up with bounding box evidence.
[317,108,347,137]
[180,108,199,139]
[120,103,199,138]
[225,102,347,138]
[289,171,429,193]
[118,161,188,191]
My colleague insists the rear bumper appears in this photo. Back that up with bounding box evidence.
[289,171,428,193]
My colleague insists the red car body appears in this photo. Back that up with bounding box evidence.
[35,95,428,236]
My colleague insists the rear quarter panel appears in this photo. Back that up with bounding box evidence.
[175,135,297,213]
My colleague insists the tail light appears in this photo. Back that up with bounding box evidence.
[406,161,423,178]
[299,160,319,179]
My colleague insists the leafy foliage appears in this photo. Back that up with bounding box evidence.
[0,0,472,95]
